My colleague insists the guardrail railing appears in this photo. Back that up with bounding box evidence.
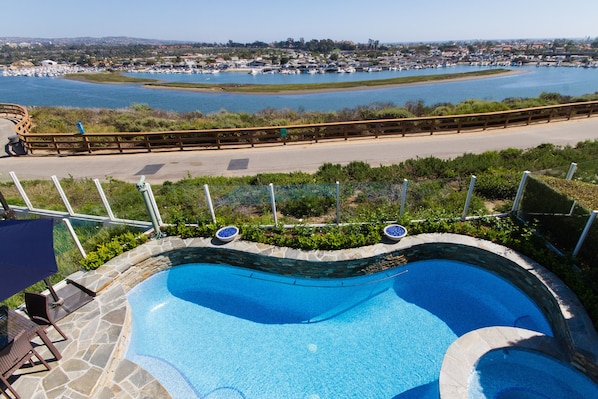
[3,101,598,155]
[0,103,33,140]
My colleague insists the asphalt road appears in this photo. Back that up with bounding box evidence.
[1,117,598,183]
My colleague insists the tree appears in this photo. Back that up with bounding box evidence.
[250,41,269,48]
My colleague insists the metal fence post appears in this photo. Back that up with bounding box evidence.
[565,162,577,180]
[573,210,598,257]
[336,181,340,224]
[204,184,216,223]
[512,171,531,213]
[400,179,408,218]
[136,176,163,238]
[461,175,477,221]
[51,175,75,216]
[93,178,116,221]
[62,218,86,258]
[145,182,163,226]
[269,183,278,226]
[9,171,33,210]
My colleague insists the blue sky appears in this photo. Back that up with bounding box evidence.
[2,0,597,43]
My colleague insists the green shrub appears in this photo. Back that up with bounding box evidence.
[314,163,345,183]
[238,223,383,250]
[475,171,520,199]
[360,106,414,119]
[278,196,335,218]
[453,99,510,114]
[80,232,148,270]
[163,221,221,239]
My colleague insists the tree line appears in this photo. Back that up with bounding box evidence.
[3,37,598,67]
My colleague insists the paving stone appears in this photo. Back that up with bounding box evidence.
[68,366,104,395]
[113,359,139,383]
[60,358,90,373]
[41,368,70,391]
[137,380,171,398]
[89,343,116,368]
[128,367,155,389]
[97,386,124,399]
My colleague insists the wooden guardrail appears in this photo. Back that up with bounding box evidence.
[0,103,32,138]
[5,101,598,155]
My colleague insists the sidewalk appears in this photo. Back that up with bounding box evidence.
[1,117,598,183]
[0,119,15,155]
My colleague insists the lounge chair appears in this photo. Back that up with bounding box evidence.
[0,331,51,399]
[24,293,68,341]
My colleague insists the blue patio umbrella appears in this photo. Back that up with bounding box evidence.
[0,218,58,301]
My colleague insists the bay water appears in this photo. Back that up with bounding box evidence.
[1,65,598,114]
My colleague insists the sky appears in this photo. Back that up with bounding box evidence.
[2,0,597,44]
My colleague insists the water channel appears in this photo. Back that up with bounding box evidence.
[1,65,598,113]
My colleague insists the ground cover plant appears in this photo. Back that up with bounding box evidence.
[27,92,598,133]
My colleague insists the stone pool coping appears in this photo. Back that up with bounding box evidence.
[439,326,570,398]
[14,233,598,398]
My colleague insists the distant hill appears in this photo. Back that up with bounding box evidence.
[0,36,186,45]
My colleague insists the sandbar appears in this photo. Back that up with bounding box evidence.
[141,69,528,95]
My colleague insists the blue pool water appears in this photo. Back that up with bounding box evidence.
[469,348,598,399]
[126,260,553,399]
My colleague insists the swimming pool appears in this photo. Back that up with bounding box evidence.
[126,259,553,399]
[468,348,598,399]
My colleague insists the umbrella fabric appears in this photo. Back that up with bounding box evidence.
[0,218,58,301]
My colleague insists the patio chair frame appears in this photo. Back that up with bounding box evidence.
[24,293,68,341]
[0,331,50,399]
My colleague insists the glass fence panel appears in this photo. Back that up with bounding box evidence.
[102,183,149,221]
[56,179,110,217]
[403,177,475,220]
[520,174,595,265]
[338,182,404,223]
[577,220,598,268]
[156,182,209,224]
[209,184,273,224]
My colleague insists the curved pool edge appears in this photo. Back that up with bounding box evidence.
[439,326,567,399]
[67,232,598,398]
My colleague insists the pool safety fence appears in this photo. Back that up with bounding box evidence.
[517,166,598,267]
[4,162,597,265]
